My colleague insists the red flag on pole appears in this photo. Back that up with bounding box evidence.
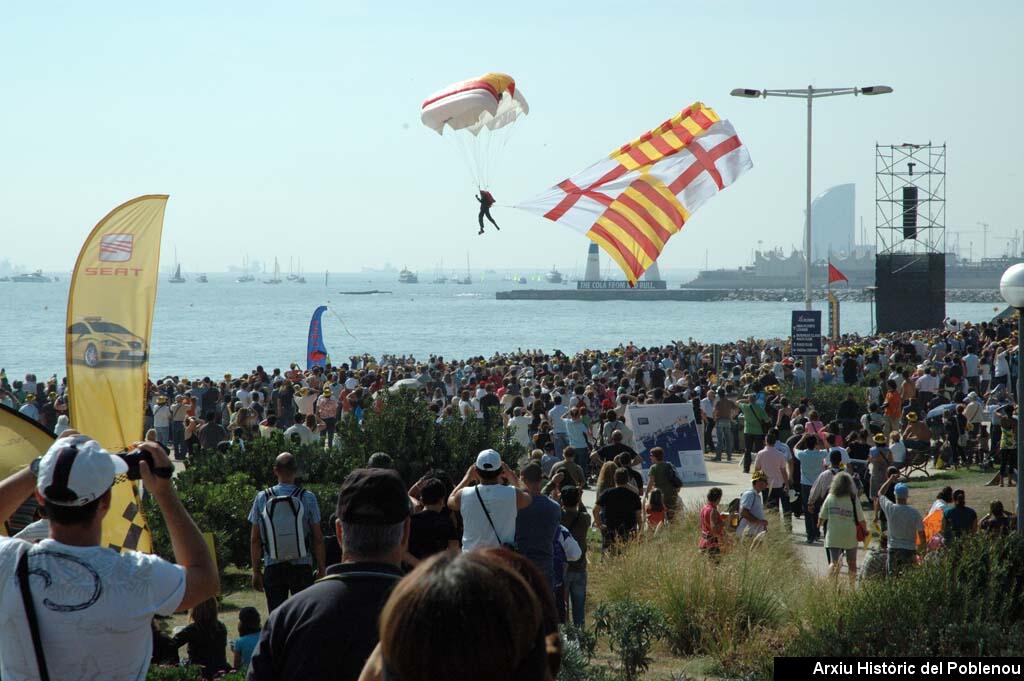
[828,261,848,284]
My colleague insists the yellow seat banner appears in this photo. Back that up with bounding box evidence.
[66,195,169,552]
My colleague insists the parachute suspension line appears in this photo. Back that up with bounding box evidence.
[327,307,359,342]
[481,125,495,190]
[447,130,480,190]
[472,133,485,189]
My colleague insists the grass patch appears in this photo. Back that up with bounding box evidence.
[588,508,820,678]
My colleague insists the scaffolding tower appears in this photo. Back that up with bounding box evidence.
[875,143,946,255]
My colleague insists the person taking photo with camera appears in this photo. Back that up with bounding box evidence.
[0,434,218,681]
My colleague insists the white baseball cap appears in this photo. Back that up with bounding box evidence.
[475,448,502,472]
[345,378,359,390]
[35,436,128,507]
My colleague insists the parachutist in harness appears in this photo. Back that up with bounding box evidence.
[476,190,499,234]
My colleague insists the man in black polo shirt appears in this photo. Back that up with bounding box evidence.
[248,469,410,681]
[590,430,639,470]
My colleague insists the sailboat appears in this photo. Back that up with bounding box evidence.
[236,255,255,283]
[264,257,283,284]
[432,258,448,284]
[455,253,472,285]
[293,258,306,284]
[169,248,186,283]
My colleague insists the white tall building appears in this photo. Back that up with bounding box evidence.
[811,183,855,261]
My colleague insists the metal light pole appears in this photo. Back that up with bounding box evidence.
[730,85,892,399]
[999,263,1024,529]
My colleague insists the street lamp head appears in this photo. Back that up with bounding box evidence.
[860,85,893,96]
[1000,263,1024,308]
[730,88,763,98]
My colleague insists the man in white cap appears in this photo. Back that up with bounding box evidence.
[0,436,217,681]
[963,391,984,462]
[448,449,532,551]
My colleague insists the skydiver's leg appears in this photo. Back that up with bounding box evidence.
[485,207,499,230]
[478,209,486,234]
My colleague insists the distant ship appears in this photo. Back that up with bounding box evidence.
[680,247,1024,290]
[545,267,563,284]
[196,274,208,283]
[11,270,52,283]
[398,267,419,284]
[517,276,527,284]
[361,263,399,274]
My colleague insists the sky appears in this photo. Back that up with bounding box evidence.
[1,1,1020,274]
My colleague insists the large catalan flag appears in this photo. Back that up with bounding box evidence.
[518,102,752,284]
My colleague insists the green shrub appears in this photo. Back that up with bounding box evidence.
[146,666,202,681]
[787,534,1024,658]
[783,382,866,424]
[335,390,524,483]
[594,599,667,681]
[143,391,524,571]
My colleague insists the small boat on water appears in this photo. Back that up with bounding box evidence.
[545,267,563,284]
[236,255,255,282]
[196,274,208,283]
[169,248,186,283]
[11,270,52,283]
[264,257,283,284]
[399,267,419,284]
[455,253,472,285]
[517,276,527,284]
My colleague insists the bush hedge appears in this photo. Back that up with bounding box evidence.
[783,382,867,425]
[144,391,524,570]
[787,534,1024,658]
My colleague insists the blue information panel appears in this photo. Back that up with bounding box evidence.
[791,310,822,356]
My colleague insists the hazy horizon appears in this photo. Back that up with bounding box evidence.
[2,2,1019,273]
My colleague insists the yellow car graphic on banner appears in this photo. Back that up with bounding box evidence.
[68,317,148,368]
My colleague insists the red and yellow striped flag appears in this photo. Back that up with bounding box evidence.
[517,102,751,284]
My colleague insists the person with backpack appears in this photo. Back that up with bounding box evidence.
[249,452,326,611]
[249,468,411,681]
[644,446,682,520]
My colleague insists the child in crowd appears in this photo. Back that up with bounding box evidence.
[173,597,230,679]
[646,489,666,529]
[231,606,262,673]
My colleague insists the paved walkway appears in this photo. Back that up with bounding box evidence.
[582,458,839,577]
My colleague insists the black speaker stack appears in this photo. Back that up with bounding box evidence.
[875,253,945,332]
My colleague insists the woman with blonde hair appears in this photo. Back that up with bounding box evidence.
[594,461,618,499]
[817,471,866,584]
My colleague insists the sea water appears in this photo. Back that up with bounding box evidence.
[0,273,1001,380]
